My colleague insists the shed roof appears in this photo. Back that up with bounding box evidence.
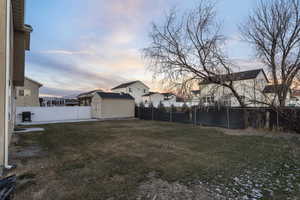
[142,92,160,97]
[200,69,269,85]
[25,77,42,87]
[96,92,134,100]
[161,92,175,97]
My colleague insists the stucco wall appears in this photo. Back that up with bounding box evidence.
[91,94,135,119]
[15,78,40,107]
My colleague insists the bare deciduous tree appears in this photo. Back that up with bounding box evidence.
[241,0,300,106]
[143,1,246,107]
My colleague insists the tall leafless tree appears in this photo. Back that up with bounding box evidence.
[143,1,246,107]
[241,0,300,106]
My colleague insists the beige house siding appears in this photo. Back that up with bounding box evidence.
[16,78,41,107]
[0,0,32,173]
[91,94,135,119]
[0,0,18,171]
[0,0,7,169]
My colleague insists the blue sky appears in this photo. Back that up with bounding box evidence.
[25,0,261,97]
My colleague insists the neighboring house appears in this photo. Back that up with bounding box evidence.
[91,92,135,119]
[142,92,178,107]
[63,94,79,106]
[78,89,103,106]
[40,94,79,107]
[263,84,291,106]
[111,81,149,104]
[16,77,42,107]
[40,97,66,107]
[289,90,300,107]
[197,69,269,107]
[190,90,201,103]
[0,0,33,173]
[142,92,164,107]
[161,93,177,102]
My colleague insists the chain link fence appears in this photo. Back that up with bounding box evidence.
[135,106,300,133]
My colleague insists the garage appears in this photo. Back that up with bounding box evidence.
[91,92,135,119]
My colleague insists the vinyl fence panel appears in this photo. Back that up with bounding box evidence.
[16,106,91,124]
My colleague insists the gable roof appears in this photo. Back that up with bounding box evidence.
[200,69,269,85]
[161,92,175,97]
[142,92,159,97]
[96,92,134,100]
[191,90,201,95]
[25,77,43,87]
[263,84,290,94]
[292,90,300,97]
[111,80,149,90]
[78,89,103,98]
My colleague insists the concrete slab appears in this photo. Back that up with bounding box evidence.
[14,128,45,133]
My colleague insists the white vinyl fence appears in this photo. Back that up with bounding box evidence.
[16,106,91,124]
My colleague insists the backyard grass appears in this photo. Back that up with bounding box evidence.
[10,120,300,200]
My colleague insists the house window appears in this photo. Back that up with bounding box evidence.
[24,89,31,96]
[202,96,215,104]
[19,90,24,96]
[129,88,132,93]
[143,89,146,93]
[240,96,245,103]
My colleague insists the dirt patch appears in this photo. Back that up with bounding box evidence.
[213,127,300,139]
[137,174,214,200]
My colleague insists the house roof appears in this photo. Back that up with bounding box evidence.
[142,92,158,97]
[191,90,201,95]
[292,90,300,97]
[78,89,103,98]
[176,97,185,102]
[25,77,43,87]
[96,92,134,100]
[200,69,269,85]
[111,80,149,90]
[161,92,175,97]
[263,84,290,94]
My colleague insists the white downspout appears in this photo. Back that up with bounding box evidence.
[4,0,12,169]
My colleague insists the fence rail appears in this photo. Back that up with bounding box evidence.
[135,106,300,133]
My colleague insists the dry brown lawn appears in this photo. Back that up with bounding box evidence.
[8,120,300,200]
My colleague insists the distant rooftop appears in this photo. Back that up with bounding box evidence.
[96,92,134,100]
[200,69,269,85]
[263,84,290,94]
[78,89,103,98]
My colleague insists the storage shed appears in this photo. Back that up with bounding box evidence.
[91,92,135,119]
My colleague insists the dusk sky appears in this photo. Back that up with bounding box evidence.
[25,0,262,97]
